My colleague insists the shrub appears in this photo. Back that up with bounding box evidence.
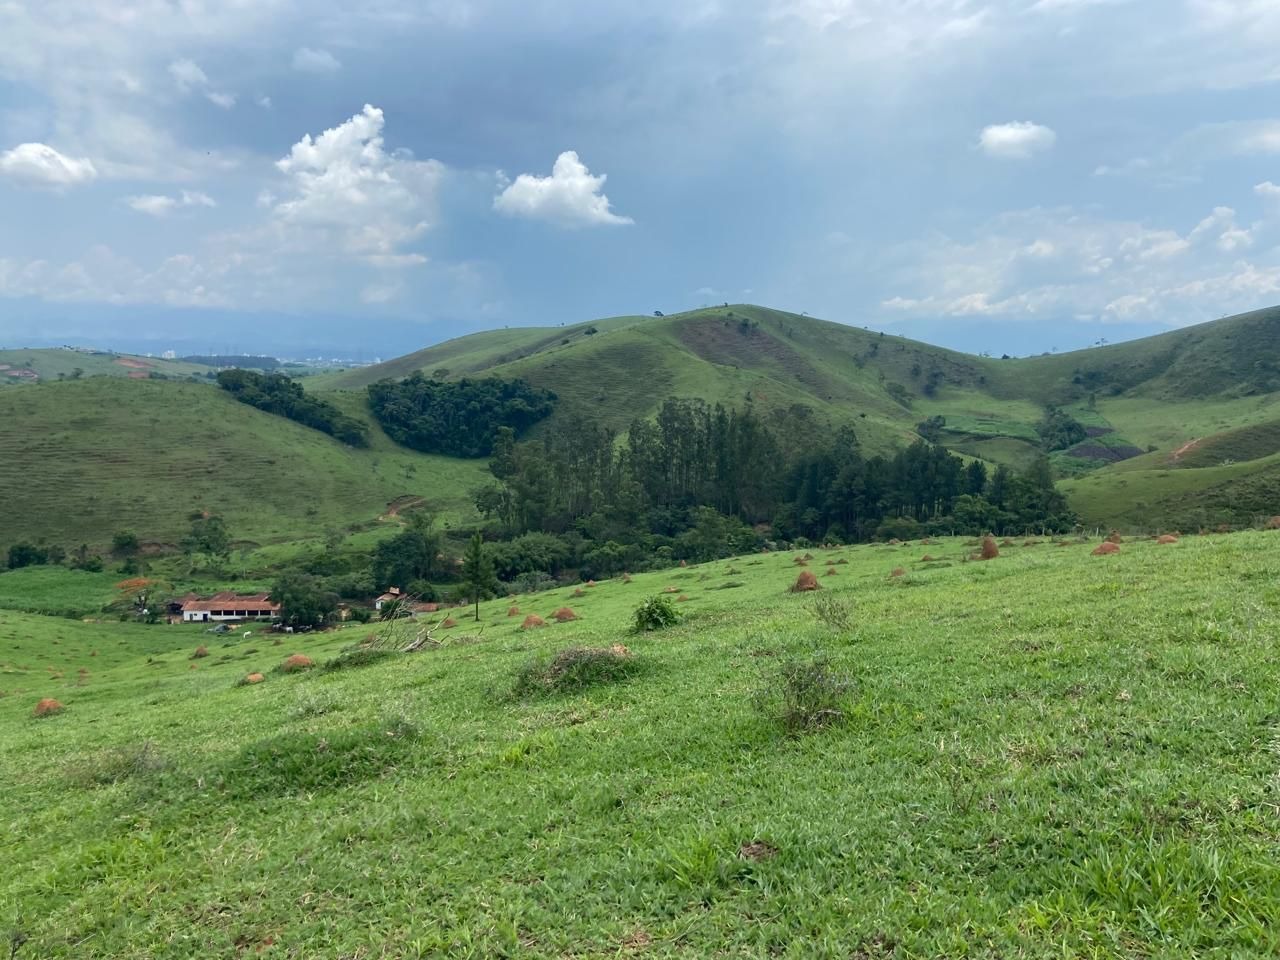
[323,648,399,672]
[551,607,578,622]
[632,595,680,633]
[240,672,266,685]
[756,655,852,735]
[512,645,639,698]
[521,614,547,629]
[810,593,855,633]
[190,645,209,659]
[980,536,999,560]
[507,605,520,617]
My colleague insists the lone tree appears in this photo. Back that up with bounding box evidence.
[183,514,231,568]
[461,533,499,622]
[271,573,337,630]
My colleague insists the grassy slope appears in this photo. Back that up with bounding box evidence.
[3,531,1280,956]
[0,378,487,549]
[7,306,1280,545]
[0,348,215,384]
[316,304,1280,520]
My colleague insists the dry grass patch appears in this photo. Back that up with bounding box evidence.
[276,654,314,674]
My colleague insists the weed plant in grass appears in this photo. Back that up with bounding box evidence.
[631,594,680,632]
[755,653,853,734]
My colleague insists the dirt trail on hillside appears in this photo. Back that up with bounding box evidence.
[1170,438,1202,463]
[381,495,426,520]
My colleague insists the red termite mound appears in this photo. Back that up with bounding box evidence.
[790,570,821,592]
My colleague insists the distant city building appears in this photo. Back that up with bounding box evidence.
[162,350,177,360]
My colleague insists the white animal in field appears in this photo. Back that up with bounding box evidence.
[243,631,252,638]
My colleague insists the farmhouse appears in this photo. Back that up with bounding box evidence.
[373,587,402,611]
[180,592,280,623]
[373,588,440,615]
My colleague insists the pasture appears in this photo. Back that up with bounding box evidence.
[3,531,1279,957]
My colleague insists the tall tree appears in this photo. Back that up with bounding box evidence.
[461,533,499,622]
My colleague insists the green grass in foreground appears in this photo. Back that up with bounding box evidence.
[3,532,1280,956]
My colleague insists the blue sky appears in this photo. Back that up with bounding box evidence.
[3,0,1280,357]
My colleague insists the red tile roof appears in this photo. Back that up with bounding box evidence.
[181,593,279,613]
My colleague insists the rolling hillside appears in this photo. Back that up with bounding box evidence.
[319,304,1280,526]
[0,347,217,385]
[4,304,1280,550]
[0,378,487,549]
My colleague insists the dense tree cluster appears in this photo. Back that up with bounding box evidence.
[1036,406,1088,452]
[367,374,556,458]
[471,398,1075,571]
[216,369,369,447]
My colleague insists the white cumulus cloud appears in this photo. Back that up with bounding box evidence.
[0,143,98,187]
[292,47,342,73]
[272,103,442,264]
[978,121,1057,159]
[494,151,633,227]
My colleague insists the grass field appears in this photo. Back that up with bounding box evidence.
[0,378,488,550]
[4,531,1280,957]
[0,348,215,385]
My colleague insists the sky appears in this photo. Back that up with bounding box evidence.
[4,1,1280,358]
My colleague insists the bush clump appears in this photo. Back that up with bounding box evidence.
[810,593,855,633]
[323,648,399,672]
[756,655,853,735]
[512,645,639,698]
[632,595,681,633]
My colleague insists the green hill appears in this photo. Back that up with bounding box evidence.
[319,304,1280,526]
[0,378,488,550]
[0,348,217,385]
[4,532,1280,956]
[5,305,1280,550]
